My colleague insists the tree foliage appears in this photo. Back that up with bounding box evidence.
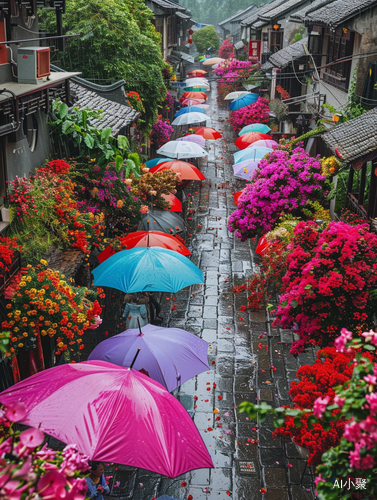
[39,0,166,132]
[192,25,219,53]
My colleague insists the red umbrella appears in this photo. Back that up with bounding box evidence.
[233,190,244,205]
[193,126,222,140]
[161,192,183,212]
[188,70,207,77]
[150,161,206,181]
[119,231,191,256]
[182,92,207,100]
[234,132,271,150]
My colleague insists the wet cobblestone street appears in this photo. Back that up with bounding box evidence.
[100,80,316,500]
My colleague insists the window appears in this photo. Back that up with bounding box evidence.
[323,27,354,91]
[269,30,283,53]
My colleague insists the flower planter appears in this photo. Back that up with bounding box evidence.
[1,207,9,222]
[292,437,310,459]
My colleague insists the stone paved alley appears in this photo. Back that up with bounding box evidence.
[93,80,317,500]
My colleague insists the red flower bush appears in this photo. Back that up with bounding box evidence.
[275,221,377,355]
[273,347,375,466]
[229,97,270,132]
[0,236,21,280]
[219,38,234,59]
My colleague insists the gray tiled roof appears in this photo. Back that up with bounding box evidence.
[219,5,257,26]
[323,107,377,162]
[290,0,376,26]
[258,0,308,22]
[70,83,139,136]
[241,0,286,26]
[261,36,308,71]
[149,0,186,10]
[176,11,191,19]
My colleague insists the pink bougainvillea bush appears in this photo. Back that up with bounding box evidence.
[229,97,270,132]
[227,147,326,241]
[150,118,174,147]
[0,401,89,499]
[315,329,377,498]
[214,59,259,101]
[219,38,234,59]
[274,220,377,355]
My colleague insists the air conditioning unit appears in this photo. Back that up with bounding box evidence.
[17,47,50,84]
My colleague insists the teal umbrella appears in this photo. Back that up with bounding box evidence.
[239,124,271,136]
[92,247,204,293]
[145,158,174,168]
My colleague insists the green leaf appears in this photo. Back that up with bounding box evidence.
[118,135,129,152]
[115,155,123,173]
[291,299,298,308]
[294,416,302,428]
[274,417,285,428]
[364,345,376,350]
[59,102,69,119]
[125,159,136,177]
[101,127,113,144]
[84,134,95,149]
[62,120,74,134]
[304,284,311,290]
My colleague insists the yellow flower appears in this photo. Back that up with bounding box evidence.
[7,313,13,318]
[19,281,26,287]
[40,259,48,266]
[18,343,24,348]
[58,342,64,348]
[41,330,47,336]
[13,327,19,332]
[15,311,21,316]
[26,276,32,282]
[23,332,28,338]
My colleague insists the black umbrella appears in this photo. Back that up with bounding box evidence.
[139,210,185,235]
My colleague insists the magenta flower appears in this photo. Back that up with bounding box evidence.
[19,428,45,449]
[313,395,330,418]
[37,470,67,499]
[5,402,27,422]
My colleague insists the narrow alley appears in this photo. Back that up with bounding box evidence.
[104,80,316,500]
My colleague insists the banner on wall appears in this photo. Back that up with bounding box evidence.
[248,40,261,63]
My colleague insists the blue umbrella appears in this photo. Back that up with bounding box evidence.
[174,106,206,118]
[239,124,271,135]
[233,146,272,164]
[92,246,204,293]
[145,158,174,168]
[229,93,259,111]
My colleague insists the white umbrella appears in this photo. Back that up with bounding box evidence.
[171,112,210,126]
[157,141,208,159]
[224,91,250,100]
[185,78,210,88]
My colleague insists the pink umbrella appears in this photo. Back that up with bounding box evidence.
[194,103,210,110]
[0,361,214,478]
[246,139,279,149]
[182,98,206,106]
[176,135,206,147]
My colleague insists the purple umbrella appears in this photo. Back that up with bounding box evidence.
[176,135,206,147]
[88,324,210,392]
[233,159,261,181]
[246,139,279,149]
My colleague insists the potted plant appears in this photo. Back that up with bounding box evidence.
[1,196,10,222]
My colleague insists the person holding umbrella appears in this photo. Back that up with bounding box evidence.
[123,293,149,329]
[85,462,110,499]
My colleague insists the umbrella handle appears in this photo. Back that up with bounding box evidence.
[137,317,143,335]
[130,348,141,369]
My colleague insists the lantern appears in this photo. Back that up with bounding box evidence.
[273,24,280,30]
[188,28,193,35]
[188,38,193,44]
